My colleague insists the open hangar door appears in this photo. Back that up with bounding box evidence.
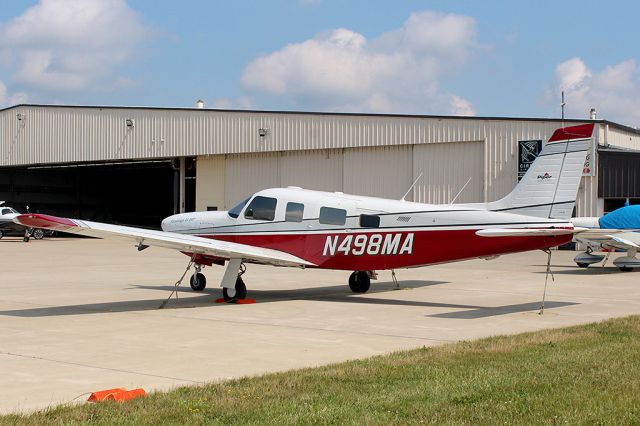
[599,148,640,212]
[0,159,192,228]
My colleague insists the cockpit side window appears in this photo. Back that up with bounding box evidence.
[228,197,250,219]
[319,207,346,225]
[244,196,277,221]
[1,208,10,215]
[285,202,304,222]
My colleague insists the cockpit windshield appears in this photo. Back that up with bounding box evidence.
[228,197,251,219]
[1,208,17,215]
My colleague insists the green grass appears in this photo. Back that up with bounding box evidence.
[4,316,640,425]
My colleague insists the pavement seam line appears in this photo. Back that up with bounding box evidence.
[0,351,204,384]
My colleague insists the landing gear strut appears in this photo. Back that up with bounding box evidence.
[223,276,248,302]
[348,271,371,293]
[220,260,249,302]
[190,264,207,291]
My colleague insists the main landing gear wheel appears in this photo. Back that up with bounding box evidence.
[190,272,207,291]
[223,277,248,302]
[348,271,371,293]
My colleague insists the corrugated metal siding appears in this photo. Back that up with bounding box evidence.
[1,106,595,168]
[224,153,280,207]
[280,149,343,192]
[605,127,640,150]
[343,146,413,200]
[413,141,485,204]
[224,149,344,209]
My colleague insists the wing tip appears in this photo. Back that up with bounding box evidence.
[14,213,77,229]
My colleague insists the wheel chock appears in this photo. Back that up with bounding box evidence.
[215,298,256,304]
[88,387,147,402]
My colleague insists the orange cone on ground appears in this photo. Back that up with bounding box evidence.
[88,388,147,402]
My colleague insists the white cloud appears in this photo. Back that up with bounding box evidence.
[0,0,150,92]
[553,57,640,127]
[450,95,476,116]
[241,11,477,115]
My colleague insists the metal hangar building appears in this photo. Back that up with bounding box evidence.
[1,104,639,227]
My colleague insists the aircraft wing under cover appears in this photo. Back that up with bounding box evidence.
[575,231,640,251]
[14,214,315,267]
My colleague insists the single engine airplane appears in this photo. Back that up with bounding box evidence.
[15,123,599,301]
[1,202,46,241]
[572,204,640,271]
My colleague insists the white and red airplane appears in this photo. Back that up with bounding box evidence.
[15,123,598,302]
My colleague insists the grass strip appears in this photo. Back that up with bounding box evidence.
[3,315,640,425]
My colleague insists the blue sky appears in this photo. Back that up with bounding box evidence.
[1,0,639,126]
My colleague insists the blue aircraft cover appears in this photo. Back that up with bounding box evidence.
[599,205,640,229]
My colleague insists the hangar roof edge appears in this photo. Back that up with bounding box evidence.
[2,103,638,135]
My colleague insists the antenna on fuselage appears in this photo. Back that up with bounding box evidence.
[450,177,472,205]
[401,173,423,202]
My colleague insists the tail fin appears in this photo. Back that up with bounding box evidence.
[486,123,593,219]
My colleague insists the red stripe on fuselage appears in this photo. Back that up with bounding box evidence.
[202,229,572,270]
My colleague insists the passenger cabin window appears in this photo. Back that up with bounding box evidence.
[359,214,380,228]
[228,197,250,218]
[319,207,346,225]
[285,202,304,222]
[244,196,277,221]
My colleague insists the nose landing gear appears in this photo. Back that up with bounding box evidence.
[190,264,207,291]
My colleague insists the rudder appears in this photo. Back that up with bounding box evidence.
[486,123,594,219]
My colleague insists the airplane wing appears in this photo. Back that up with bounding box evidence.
[14,214,315,268]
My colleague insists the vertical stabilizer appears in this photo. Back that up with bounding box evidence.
[486,123,593,219]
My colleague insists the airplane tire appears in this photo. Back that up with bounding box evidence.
[190,273,207,291]
[348,271,371,293]
[32,229,45,240]
[619,266,634,272]
[576,262,590,268]
[0,230,4,239]
[223,277,247,301]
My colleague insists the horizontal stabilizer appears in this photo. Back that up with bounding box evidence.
[476,228,577,237]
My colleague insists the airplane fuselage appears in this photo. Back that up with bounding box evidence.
[162,187,573,270]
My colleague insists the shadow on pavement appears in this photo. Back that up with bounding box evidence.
[0,280,439,317]
[426,300,576,319]
[0,278,577,319]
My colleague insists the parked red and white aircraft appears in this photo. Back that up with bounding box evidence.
[16,124,597,301]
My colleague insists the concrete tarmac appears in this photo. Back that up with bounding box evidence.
[0,237,638,414]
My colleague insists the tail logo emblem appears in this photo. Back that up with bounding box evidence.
[537,173,552,180]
